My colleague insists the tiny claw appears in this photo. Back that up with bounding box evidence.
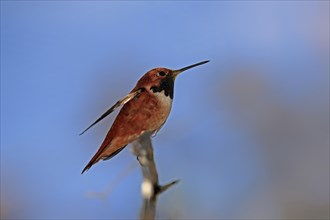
[151,130,158,137]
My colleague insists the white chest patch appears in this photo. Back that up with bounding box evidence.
[153,90,173,108]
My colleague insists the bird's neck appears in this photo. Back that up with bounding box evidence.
[150,77,174,99]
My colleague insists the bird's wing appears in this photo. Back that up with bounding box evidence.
[79,89,142,135]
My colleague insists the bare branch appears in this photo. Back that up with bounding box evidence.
[132,132,179,220]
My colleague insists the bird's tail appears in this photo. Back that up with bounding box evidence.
[81,152,101,174]
[81,143,127,174]
[81,138,112,174]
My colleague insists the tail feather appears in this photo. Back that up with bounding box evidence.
[81,151,102,174]
[81,159,95,174]
[81,144,127,174]
[82,134,114,174]
[81,141,111,174]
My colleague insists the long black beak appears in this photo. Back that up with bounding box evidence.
[172,60,210,77]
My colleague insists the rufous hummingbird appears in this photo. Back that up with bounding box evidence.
[81,60,209,174]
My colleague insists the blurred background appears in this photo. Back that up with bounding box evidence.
[1,1,329,219]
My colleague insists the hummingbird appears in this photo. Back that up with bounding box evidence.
[81,60,209,174]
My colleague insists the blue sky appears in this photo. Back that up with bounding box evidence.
[1,1,329,219]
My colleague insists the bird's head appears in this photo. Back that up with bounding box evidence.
[135,60,209,99]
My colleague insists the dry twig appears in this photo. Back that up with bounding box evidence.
[132,132,179,220]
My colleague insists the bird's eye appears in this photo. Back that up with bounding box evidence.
[157,71,166,77]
